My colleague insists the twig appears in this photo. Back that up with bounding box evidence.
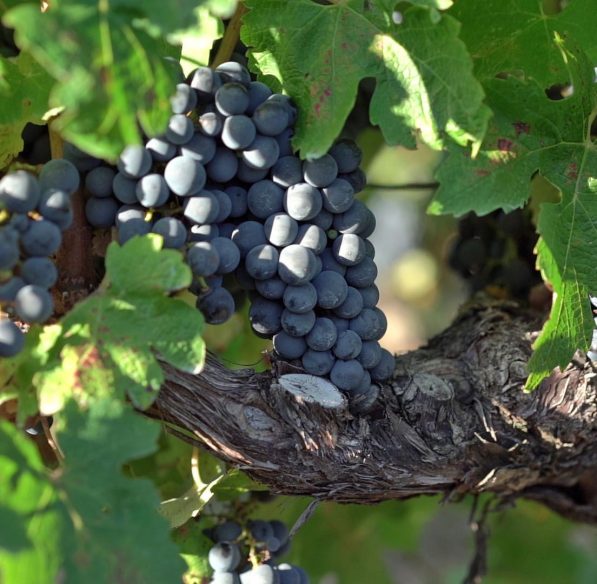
[48,123,64,159]
[211,2,247,69]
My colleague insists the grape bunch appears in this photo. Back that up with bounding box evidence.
[206,518,309,583]
[449,208,541,299]
[0,159,79,357]
[67,59,393,400]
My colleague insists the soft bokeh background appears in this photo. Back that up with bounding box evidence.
[202,134,597,584]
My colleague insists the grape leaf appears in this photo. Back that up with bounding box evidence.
[0,52,52,168]
[32,236,205,414]
[0,401,185,584]
[430,40,597,388]
[451,0,597,86]
[4,4,179,160]
[242,0,489,157]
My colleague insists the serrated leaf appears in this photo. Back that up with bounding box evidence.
[430,41,597,388]
[31,237,204,415]
[242,0,489,157]
[5,4,178,160]
[0,402,185,584]
[106,234,191,294]
[451,0,597,86]
[0,52,52,168]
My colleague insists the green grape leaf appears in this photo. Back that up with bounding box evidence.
[430,40,597,388]
[0,401,185,584]
[0,52,52,168]
[31,236,204,415]
[173,522,212,584]
[451,0,597,85]
[242,0,489,157]
[4,4,178,160]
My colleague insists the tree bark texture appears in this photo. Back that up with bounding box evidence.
[152,299,597,524]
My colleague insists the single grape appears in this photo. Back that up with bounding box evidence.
[115,205,146,227]
[208,542,241,572]
[349,307,387,341]
[264,213,298,247]
[321,178,354,213]
[222,115,257,150]
[272,156,303,188]
[310,208,333,231]
[211,520,243,543]
[146,137,176,162]
[39,159,80,194]
[333,330,362,360]
[342,167,367,193]
[216,61,251,86]
[273,331,307,360]
[330,359,364,392]
[345,256,377,288]
[302,349,335,375]
[328,315,349,335]
[198,111,224,137]
[332,233,365,266]
[184,191,221,224]
[242,135,279,170]
[39,188,73,230]
[189,224,219,242]
[248,520,274,542]
[249,296,283,336]
[180,133,217,164]
[165,156,206,197]
[0,227,19,271]
[21,219,62,256]
[294,224,326,254]
[212,237,241,274]
[278,245,319,285]
[152,217,187,248]
[136,174,170,208]
[255,277,286,300]
[281,309,316,337]
[312,270,348,309]
[0,319,24,358]
[85,197,119,227]
[266,94,297,125]
[188,66,222,102]
[245,244,279,280]
[0,170,40,213]
[247,180,284,219]
[206,147,239,183]
[239,564,277,584]
[231,221,267,257]
[358,340,382,369]
[117,145,152,179]
[118,219,151,244]
[0,277,25,301]
[187,242,220,277]
[21,257,58,288]
[85,166,116,198]
[358,285,379,308]
[252,100,289,136]
[333,200,374,235]
[305,317,337,351]
[329,140,362,173]
[334,286,363,318]
[303,155,337,188]
[15,284,53,323]
[166,114,194,145]
[283,183,322,222]
[283,283,317,314]
[197,287,235,324]
[370,348,394,382]
[112,173,138,204]
[215,82,250,116]
[171,82,197,114]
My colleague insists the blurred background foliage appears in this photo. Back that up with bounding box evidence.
[196,133,597,583]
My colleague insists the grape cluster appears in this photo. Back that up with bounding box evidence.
[449,209,541,299]
[206,518,309,583]
[0,159,79,357]
[75,60,393,400]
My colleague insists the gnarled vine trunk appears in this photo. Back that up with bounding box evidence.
[151,299,597,524]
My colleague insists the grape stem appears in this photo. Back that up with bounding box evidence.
[211,2,247,69]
